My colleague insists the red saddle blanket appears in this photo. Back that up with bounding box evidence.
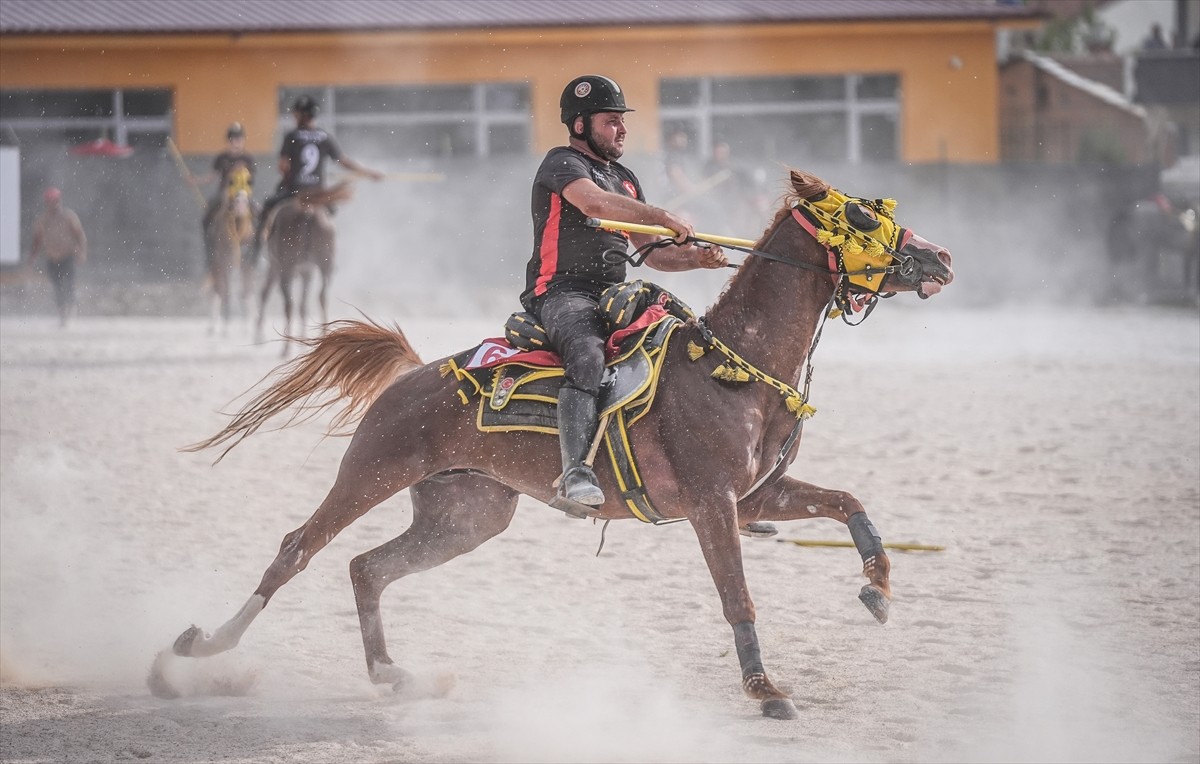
[455,304,671,372]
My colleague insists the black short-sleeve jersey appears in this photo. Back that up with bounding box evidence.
[213,151,256,186]
[521,146,643,309]
[279,127,342,190]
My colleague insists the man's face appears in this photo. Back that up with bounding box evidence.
[228,135,246,151]
[586,112,627,161]
[292,110,311,127]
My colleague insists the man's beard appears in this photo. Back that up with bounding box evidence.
[595,137,624,161]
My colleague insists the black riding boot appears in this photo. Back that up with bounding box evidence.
[556,387,605,507]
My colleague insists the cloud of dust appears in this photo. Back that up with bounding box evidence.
[933,600,1192,763]
[427,658,747,764]
[0,441,244,691]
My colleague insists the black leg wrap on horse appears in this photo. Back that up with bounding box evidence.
[732,621,764,680]
[848,512,884,562]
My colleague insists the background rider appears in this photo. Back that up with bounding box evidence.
[189,122,257,268]
[251,95,384,261]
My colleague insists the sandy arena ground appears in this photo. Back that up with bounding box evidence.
[1,302,1198,763]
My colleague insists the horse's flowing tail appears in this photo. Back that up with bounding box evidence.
[183,318,423,462]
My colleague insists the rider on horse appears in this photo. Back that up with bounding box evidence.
[520,74,728,511]
[195,122,257,268]
[251,95,384,262]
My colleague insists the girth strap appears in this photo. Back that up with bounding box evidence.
[602,407,685,525]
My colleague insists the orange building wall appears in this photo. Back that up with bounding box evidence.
[1,21,1007,162]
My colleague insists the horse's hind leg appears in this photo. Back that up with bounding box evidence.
[737,476,892,623]
[174,458,411,659]
[350,471,518,691]
[277,265,296,354]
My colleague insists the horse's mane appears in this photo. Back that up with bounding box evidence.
[709,169,831,319]
[753,169,831,247]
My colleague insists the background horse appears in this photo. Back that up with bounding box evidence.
[254,183,351,352]
[204,166,255,333]
[173,169,953,719]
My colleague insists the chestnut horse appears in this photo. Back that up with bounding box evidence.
[173,170,953,719]
[205,166,255,333]
[254,183,351,351]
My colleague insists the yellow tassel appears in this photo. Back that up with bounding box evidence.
[712,364,751,383]
[816,230,845,247]
[687,341,707,361]
[864,239,885,258]
[881,198,897,215]
[827,307,843,319]
[842,239,863,256]
[438,361,453,378]
[785,396,817,419]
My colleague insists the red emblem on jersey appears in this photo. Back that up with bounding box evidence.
[622,180,637,197]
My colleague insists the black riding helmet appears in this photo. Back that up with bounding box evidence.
[226,122,245,139]
[291,95,319,117]
[560,75,634,158]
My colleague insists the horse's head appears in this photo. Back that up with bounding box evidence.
[787,170,953,307]
[225,165,252,199]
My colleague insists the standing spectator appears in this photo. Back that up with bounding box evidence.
[29,187,87,327]
[1142,23,1167,50]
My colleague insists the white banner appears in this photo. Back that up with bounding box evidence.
[0,147,19,265]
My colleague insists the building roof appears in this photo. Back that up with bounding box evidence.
[1021,50,1147,118]
[0,0,1043,35]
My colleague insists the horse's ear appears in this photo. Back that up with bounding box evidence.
[789,169,830,201]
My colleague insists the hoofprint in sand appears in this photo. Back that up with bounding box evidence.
[1,306,1197,763]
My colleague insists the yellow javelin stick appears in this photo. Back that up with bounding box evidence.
[780,539,946,552]
[165,137,206,210]
[586,217,756,248]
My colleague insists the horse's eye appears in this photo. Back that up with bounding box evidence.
[843,203,881,232]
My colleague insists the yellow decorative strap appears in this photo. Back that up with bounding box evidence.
[690,329,816,420]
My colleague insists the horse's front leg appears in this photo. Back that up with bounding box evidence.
[690,493,798,720]
[738,476,891,623]
[254,258,276,345]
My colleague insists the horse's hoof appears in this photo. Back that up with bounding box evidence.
[392,671,456,700]
[739,521,779,539]
[172,625,203,657]
[761,697,799,720]
[859,584,890,624]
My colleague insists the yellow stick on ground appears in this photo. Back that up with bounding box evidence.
[781,539,946,552]
[586,217,756,248]
[166,137,206,210]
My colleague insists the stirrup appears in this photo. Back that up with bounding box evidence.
[548,493,597,520]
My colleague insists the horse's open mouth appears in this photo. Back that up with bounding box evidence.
[918,273,952,299]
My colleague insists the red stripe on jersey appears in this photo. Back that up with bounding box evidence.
[533,193,562,297]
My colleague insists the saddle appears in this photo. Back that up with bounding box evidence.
[439,289,687,524]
